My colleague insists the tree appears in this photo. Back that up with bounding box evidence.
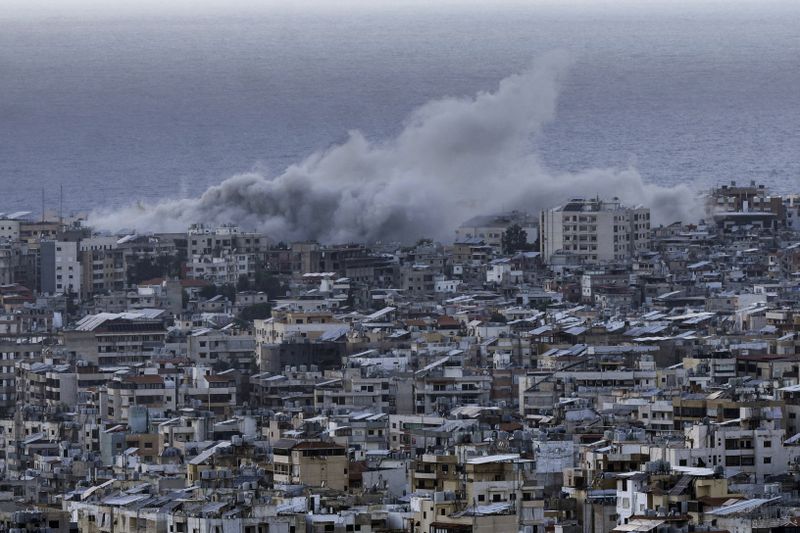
[126,254,183,285]
[236,274,251,292]
[501,224,529,255]
[198,283,236,302]
[253,270,286,299]
[489,312,507,323]
[199,284,218,299]
[239,302,272,321]
[219,284,237,303]
[65,290,79,318]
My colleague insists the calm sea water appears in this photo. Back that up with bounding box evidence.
[1,2,799,215]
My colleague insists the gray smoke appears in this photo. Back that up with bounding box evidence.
[89,52,701,242]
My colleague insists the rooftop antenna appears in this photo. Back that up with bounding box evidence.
[41,187,45,222]
[59,184,63,226]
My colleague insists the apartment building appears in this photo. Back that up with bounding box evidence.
[40,240,81,296]
[78,236,125,298]
[314,373,398,414]
[16,361,78,410]
[271,439,349,490]
[186,224,269,284]
[187,330,256,368]
[540,198,650,264]
[414,367,492,415]
[0,341,42,413]
[102,374,174,422]
[0,219,21,242]
[455,211,538,250]
[254,311,347,345]
[63,310,167,365]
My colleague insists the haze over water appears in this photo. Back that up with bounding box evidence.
[2,1,799,217]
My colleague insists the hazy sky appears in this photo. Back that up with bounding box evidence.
[3,0,796,19]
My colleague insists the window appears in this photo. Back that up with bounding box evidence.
[764,457,772,464]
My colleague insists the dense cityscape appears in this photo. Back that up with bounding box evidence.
[0,180,799,531]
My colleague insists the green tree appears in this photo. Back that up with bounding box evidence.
[219,284,237,303]
[501,224,529,255]
[236,274,251,292]
[199,284,218,299]
[253,270,286,299]
[239,302,273,321]
[127,254,183,285]
[489,312,507,323]
[199,283,236,302]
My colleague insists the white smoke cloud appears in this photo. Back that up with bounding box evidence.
[89,51,701,242]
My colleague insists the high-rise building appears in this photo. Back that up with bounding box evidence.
[40,240,82,296]
[539,198,650,264]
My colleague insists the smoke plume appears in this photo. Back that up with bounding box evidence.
[89,52,701,242]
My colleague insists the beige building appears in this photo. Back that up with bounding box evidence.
[64,310,167,365]
[455,211,538,250]
[255,310,347,345]
[271,439,349,490]
[79,236,126,298]
[540,198,650,264]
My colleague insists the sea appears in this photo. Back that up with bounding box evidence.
[1,1,799,216]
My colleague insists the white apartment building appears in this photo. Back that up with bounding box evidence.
[539,198,650,264]
[784,195,800,231]
[187,253,255,285]
[0,219,20,241]
[187,224,269,256]
[254,311,348,345]
[185,224,268,284]
[40,240,81,296]
[645,420,800,484]
[455,211,538,249]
